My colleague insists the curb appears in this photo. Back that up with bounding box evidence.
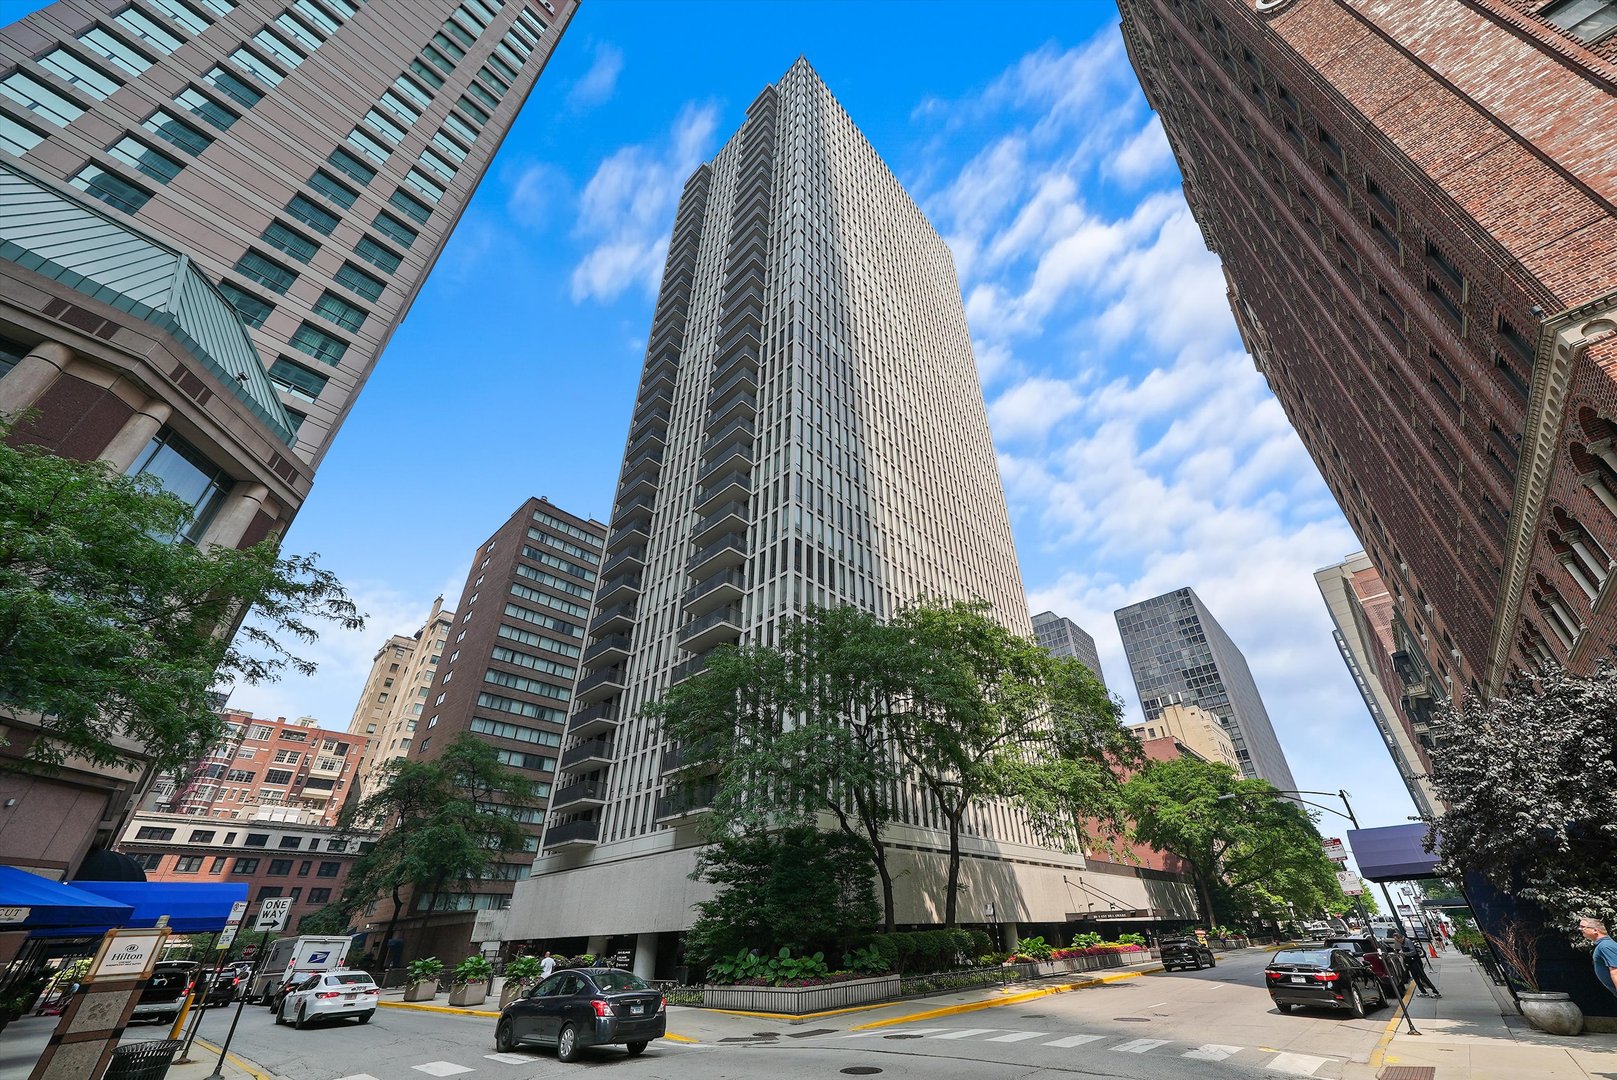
[1366,983,1418,1070]
[707,1000,899,1022]
[848,964,1168,1030]
[193,1036,275,1080]
[378,999,501,1018]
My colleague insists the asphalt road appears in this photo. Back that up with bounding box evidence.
[124,948,1393,1080]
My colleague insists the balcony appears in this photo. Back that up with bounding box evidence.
[707,391,755,432]
[599,547,645,581]
[692,500,749,546]
[560,737,613,771]
[574,667,625,705]
[670,652,710,685]
[549,779,608,810]
[701,416,754,455]
[660,738,719,775]
[712,341,760,383]
[701,437,753,476]
[545,818,599,848]
[568,701,620,739]
[590,601,636,634]
[686,532,747,578]
[683,568,745,615]
[678,604,743,652]
[621,445,664,486]
[581,633,631,666]
[706,366,758,412]
[696,470,751,514]
[595,573,642,607]
[655,783,716,822]
[613,489,656,521]
[605,522,648,554]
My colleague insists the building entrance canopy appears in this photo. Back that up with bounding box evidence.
[1345,823,1440,882]
[0,865,134,931]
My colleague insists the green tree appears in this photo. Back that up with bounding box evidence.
[0,424,361,772]
[1121,756,1345,926]
[1428,665,1617,923]
[890,600,1138,926]
[649,606,905,928]
[684,824,879,971]
[338,734,539,961]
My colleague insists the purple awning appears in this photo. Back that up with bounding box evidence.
[1345,823,1439,882]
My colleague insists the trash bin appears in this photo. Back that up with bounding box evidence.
[103,1039,183,1080]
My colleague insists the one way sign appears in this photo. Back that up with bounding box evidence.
[253,897,292,933]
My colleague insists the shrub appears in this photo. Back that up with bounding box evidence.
[1117,933,1146,946]
[968,929,993,957]
[1070,931,1103,948]
[406,957,443,985]
[1016,935,1054,961]
[505,955,543,987]
[453,954,493,984]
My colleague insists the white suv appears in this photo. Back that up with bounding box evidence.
[275,969,379,1028]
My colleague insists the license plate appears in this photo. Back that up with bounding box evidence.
[1290,976,1306,984]
[629,1004,644,1015]
[345,994,357,1001]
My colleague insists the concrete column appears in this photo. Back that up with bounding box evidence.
[99,401,171,473]
[1593,441,1617,475]
[1000,923,1019,953]
[0,340,73,418]
[633,933,657,981]
[1584,474,1617,520]
[586,935,609,960]
[198,483,269,551]
[1559,554,1599,601]
[1569,539,1610,585]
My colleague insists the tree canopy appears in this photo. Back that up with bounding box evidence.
[0,425,361,772]
[1428,664,1617,924]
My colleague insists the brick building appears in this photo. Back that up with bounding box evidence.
[1116,0,1617,703]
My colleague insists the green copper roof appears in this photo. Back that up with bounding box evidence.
[0,163,296,445]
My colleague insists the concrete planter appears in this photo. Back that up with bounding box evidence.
[404,981,438,1002]
[498,980,530,1010]
[449,981,488,1007]
[1518,991,1584,1036]
[703,975,900,1015]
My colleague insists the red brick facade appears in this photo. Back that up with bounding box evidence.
[1119,0,1617,700]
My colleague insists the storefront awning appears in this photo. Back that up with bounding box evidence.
[0,865,134,930]
[76,881,248,933]
[1345,823,1440,882]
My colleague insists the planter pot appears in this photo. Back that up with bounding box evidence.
[449,981,488,1007]
[1518,991,1584,1036]
[404,981,438,1002]
[499,981,528,1010]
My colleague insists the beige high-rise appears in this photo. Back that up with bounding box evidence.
[1129,702,1240,772]
[352,597,453,803]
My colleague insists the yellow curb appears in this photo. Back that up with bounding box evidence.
[708,1000,897,1022]
[378,998,502,1018]
[1367,984,1417,1069]
[848,965,1166,1031]
[664,1032,697,1043]
[194,1036,275,1080]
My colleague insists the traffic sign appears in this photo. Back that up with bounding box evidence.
[217,925,239,949]
[226,900,248,926]
[1336,870,1364,896]
[253,898,292,933]
[1322,837,1348,864]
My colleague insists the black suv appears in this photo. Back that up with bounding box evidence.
[1159,937,1216,971]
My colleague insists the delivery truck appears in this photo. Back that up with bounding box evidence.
[246,935,352,1007]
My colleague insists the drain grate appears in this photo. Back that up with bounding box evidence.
[1378,1069,1436,1080]
[884,1034,923,1040]
[786,1028,838,1038]
[1019,1013,1048,1018]
[1114,1016,1151,1022]
[751,1032,780,1038]
[841,1069,883,1076]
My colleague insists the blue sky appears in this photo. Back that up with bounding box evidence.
[38,0,1418,831]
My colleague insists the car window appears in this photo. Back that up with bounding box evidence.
[331,973,373,986]
[297,974,321,991]
[532,973,567,997]
[559,974,587,996]
[1271,949,1335,966]
[591,970,651,993]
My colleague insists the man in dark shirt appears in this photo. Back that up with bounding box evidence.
[1395,933,1440,997]
[1579,917,1617,998]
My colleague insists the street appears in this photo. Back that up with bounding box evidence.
[122,950,1392,1080]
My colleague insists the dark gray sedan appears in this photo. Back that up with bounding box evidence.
[494,968,666,1061]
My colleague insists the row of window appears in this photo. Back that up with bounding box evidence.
[132,824,353,851]
[169,853,343,877]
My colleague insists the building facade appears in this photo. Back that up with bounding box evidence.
[1315,553,1441,818]
[1031,609,1108,688]
[1115,587,1298,790]
[1116,0,1617,701]
[1129,700,1241,771]
[117,809,375,929]
[350,597,454,804]
[0,0,577,880]
[345,630,417,765]
[507,61,1175,978]
[401,497,605,960]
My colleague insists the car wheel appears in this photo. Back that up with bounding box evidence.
[557,1022,579,1063]
[627,1041,648,1056]
[294,1003,309,1030]
[1276,1002,1294,1014]
[495,1020,516,1053]
[1349,987,1366,1020]
[274,1001,287,1026]
[356,1011,373,1025]
[1208,955,1216,967]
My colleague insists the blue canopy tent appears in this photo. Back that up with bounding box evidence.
[0,865,134,931]
[74,881,248,933]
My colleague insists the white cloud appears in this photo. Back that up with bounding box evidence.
[1106,115,1173,186]
[570,103,719,304]
[568,42,624,110]
[506,161,568,231]
[989,376,1084,442]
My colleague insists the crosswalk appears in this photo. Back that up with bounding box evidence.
[839,1025,1337,1075]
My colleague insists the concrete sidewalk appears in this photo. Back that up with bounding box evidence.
[1348,950,1617,1080]
[0,1012,265,1080]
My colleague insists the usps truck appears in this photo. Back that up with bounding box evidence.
[248,936,352,1006]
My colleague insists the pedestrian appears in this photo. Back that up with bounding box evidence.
[1395,933,1440,997]
[1578,917,1617,999]
[540,950,556,979]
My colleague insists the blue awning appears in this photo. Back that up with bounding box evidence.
[1345,823,1440,882]
[0,865,134,929]
[75,881,249,933]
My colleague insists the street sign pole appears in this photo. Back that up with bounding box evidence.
[177,900,249,1064]
[206,899,288,1080]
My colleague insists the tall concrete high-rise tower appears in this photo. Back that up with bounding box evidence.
[1031,610,1107,689]
[508,61,1172,975]
[1115,587,1297,790]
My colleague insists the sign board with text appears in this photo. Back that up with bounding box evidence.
[254,897,292,933]
[1336,870,1364,896]
[1322,838,1348,864]
[86,928,168,982]
[0,906,30,924]
[227,900,249,926]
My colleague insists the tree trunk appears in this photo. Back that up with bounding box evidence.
[381,884,405,969]
[945,804,966,928]
[850,789,895,932]
[1193,867,1217,929]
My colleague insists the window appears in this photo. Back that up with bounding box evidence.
[253,28,306,70]
[456,95,489,127]
[188,829,216,843]
[260,221,318,263]
[432,32,467,62]
[378,89,421,126]
[174,855,204,873]
[269,357,327,401]
[314,290,367,331]
[204,65,262,108]
[234,249,297,292]
[363,108,407,145]
[466,80,498,111]
[279,835,302,848]
[445,19,476,48]
[404,169,445,204]
[409,57,445,88]
[274,11,323,52]
[317,861,340,877]
[246,832,269,847]
[0,114,45,155]
[144,109,212,154]
[228,47,283,87]
[309,887,332,904]
[116,8,184,51]
[308,168,357,208]
[232,857,260,874]
[293,0,340,34]
[291,322,349,365]
[1543,0,1617,42]
[217,281,273,328]
[147,0,212,35]
[285,194,339,234]
[135,826,177,840]
[419,145,457,180]
[256,886,283,900]
[208,855,227,872]
[487,52,518,83]
[267,859,293,876]
[1,72,86,126]
[335,262,385,301]
[346,126,390,164]
[263,768,294,785]
[354,234,402,272]
[392,73,432,109]
[442,112,478,146]
[326,146,375,184]
[80,28,154,76]
[477,64,510,97]
[37,49,122,98]
[107,136,183,183]
[389,187,433,224]
[71,164,151,214]
[273,748,302,764]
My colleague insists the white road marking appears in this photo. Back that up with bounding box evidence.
[1113,1038,1170,1053]
[1267,1051,1331,1075]
[1043,1034,1105,1048]
[1184,1044,1243,1061]
[412,1064,474,1077]
[1148,1001,1169,1007]
[332,1075,383,1080]
[485,1052,531,1063]
[930,1028,1000,1040]
[842,1027,950,1038]
[985,1031,1045,1042]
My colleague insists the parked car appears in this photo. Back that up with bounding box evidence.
[131,961,200,1023]
[1159,937,1216,971]
[1322,936,1406,997]
[1266,946,1386,1018]
[274,969,379,1028]
[494,967,666,1061]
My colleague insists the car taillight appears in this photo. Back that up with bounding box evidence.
[658,995,666,1014]
[316,991,342,999]
[1314,971,1339,982]
[366,988,379,995]
[592,1000,611,1018]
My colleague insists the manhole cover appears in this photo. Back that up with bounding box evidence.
[840,1070,883,1076]
[751,1032,780,1038]
[1378,1069,1436,1080]
[883,1034,922,1040]
[1114,1016,1151,1022]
